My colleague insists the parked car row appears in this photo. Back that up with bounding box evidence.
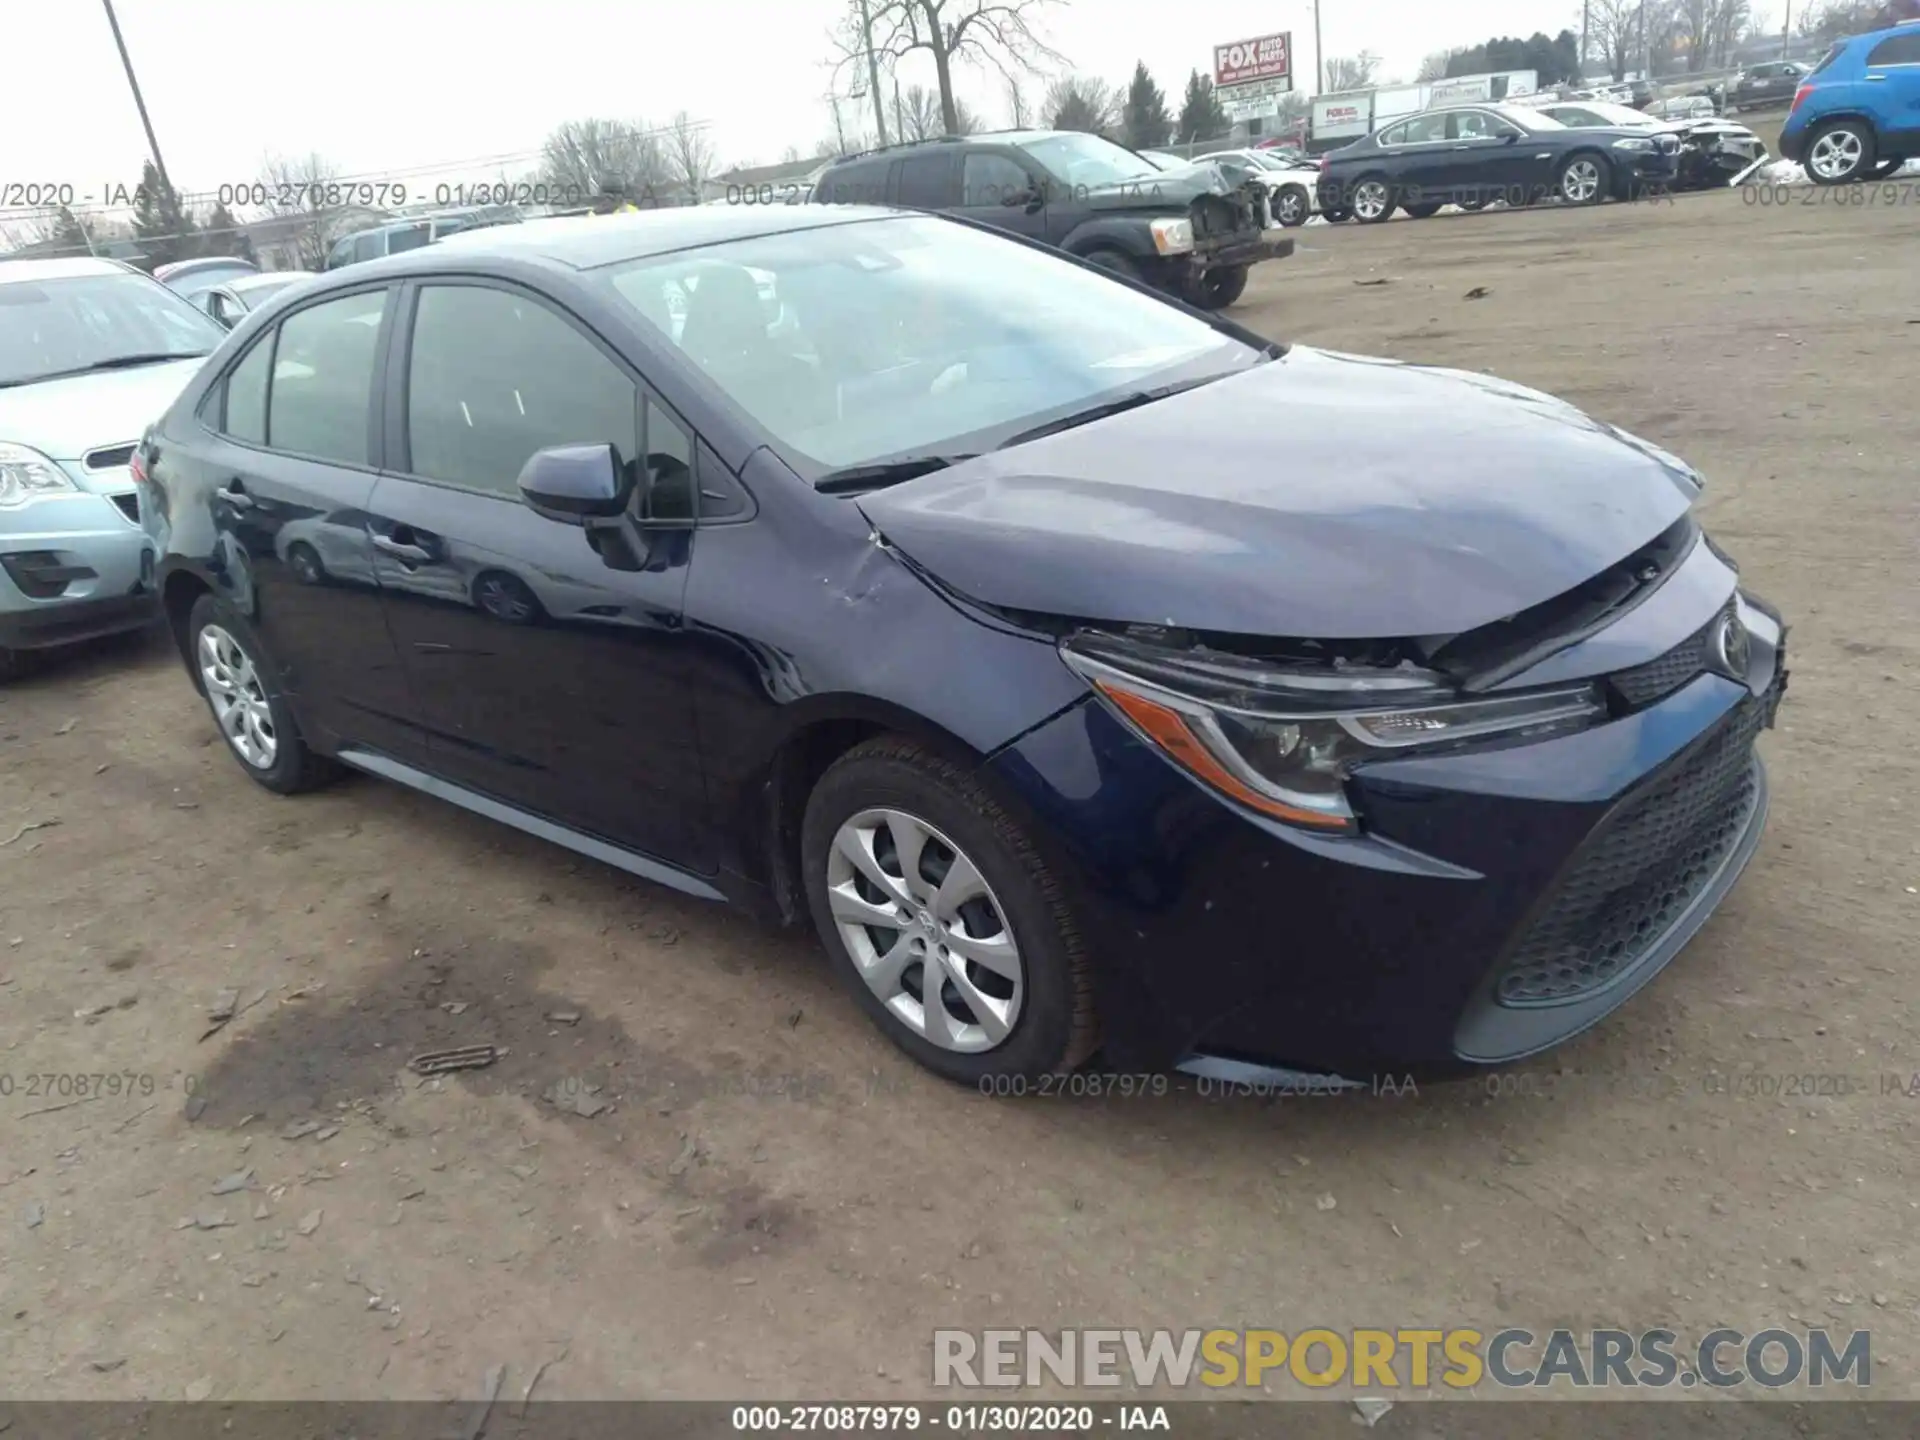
[810,130,1292,310]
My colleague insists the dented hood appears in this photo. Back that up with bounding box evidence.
[857,347,1703,640]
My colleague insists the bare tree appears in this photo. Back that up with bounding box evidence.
[1044,74,1118,135]
[779,144,804,164]
[898,83,945,140]
[1322,52,1382,92]
[256,152,354,270]
[846,0,1067,137]
[666,111,718,205]
[1416,49,1459,81]
[538,119,672,206]
[1586,0,1642,78]
[1005,72,1032,127]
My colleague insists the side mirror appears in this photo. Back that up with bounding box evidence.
[1502,131,1520,143]
[517,443,635,526]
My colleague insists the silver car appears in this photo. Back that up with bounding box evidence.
[0,258,224,676]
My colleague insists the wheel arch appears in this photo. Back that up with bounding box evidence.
[161,563,216,683]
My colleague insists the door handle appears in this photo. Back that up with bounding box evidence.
[1864,74,1887,81]
[221,480,255,510]
[371,534,431,564]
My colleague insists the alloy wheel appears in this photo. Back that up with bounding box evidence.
[1808,129,1864,182]
[1275,189,1306,225]
[1353,180,1391,221]
[1562,159,1603,203]
[198,624,277,769]
[825,807,1024,1053]
[475,574,535,623]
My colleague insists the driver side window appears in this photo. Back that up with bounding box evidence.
[962,153,1033,208]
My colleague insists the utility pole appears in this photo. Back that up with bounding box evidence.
[1782,0,1792,59]
[101,0,171,192]
[1313,0,1325,95]
[856,0,891,147]
[1581,0,1590,68]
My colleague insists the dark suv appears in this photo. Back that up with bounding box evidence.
[1727,61,1811,112]
[813,132,1289,310]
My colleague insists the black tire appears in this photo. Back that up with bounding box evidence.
[1082,246,1142,282]
[801,736,1097,1086]
[1804,119,1877,185]
[1272,184,1310,228]
[0,647,24,684]
[1457,198,1489,212]
[1190,265,1249,310]
[1556,151,1612,205]
[1401,201,1443,219]
[1867,158,1902,180]
[187,593,335,795]
[1321,207,1354,223]
[285,541,326,585]
[1350,175,1396,224]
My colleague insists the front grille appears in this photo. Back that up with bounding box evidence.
[83,442,137,471]
[1492,690,1770,1006]
[110,491,140,523]
[1610,601,1732,707]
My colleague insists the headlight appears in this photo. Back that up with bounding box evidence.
[1060,634,1605,834]
[1611,137,1656,152]
[1148,217,1194,255]
[0,443,78,509]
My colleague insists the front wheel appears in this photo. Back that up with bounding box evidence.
[1190,265,1249,310]
[1351,176,1395,224]
[188,594,334,794]
[801,737,1097,1085]
[1805,120,1876,185]
[1082,246,1141,282]
[1557,153,1611,205]
[1272,185,1310,227]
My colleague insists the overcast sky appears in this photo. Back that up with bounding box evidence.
[14,0,1779,210]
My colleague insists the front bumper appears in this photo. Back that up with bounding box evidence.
[0,491,159,650]
[988,591,1785,1081]
[1193,234,1292,272]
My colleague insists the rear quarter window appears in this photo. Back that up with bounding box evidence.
[1810,43,1846,76]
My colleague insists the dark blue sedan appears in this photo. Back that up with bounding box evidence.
[135,205,1785,1089]
[1317,103,1682,221]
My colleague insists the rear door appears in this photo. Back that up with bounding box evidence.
[187,283,422,757]
[1375,113,1451,202]
[890,150,960,212]
[367,277,709,869]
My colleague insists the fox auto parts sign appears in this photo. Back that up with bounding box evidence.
[1214,32,1292,89]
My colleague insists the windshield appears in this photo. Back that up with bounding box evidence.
[0,271,223,387]
[1014,131,1164,187]
[603,214,1261,475]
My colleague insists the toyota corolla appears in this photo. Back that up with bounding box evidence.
[135,206,1786,1088]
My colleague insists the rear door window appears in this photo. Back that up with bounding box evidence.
[267,288,388,465]
[895,152,958,208]
[1867,32,1920,65]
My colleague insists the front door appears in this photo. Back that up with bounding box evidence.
[955,150,1048,241]
[1440,109,1538,203]
[369,279,710,871]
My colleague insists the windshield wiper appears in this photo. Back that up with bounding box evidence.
[815,454,980,495]
[996,374,1228,450]
[27,352,211,384]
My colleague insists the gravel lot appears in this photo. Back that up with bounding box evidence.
[2,189,1916,1408]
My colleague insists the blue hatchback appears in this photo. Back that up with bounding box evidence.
[1780,19,1920,183]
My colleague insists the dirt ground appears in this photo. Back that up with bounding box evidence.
[3,190,1916,1408]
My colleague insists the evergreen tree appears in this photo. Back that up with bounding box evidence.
[130,160,194,270]
[49,205,94,260]
[201,200,255,262]
[1122,62,1172,150]
[1176,70,1230,144]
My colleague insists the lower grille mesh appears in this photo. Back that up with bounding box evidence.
[1493,692,1769,1006]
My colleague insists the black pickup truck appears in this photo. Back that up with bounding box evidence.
[813,130,1290,310]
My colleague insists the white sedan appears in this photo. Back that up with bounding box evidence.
[1193,148,1323,228]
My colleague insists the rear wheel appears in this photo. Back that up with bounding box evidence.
[1557,152,1611,205]
[1351,176,1395,224]
[1190,265,1249,310]
[1082,246,1141,282]
[285,541,325,585]
[801,737,1097,1085]
[188,594,334,795]
[1805,120,1875,185]
[1272,184,1310,227]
